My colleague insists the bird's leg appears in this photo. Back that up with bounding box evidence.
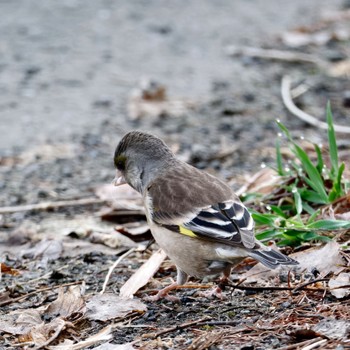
[146,269,188,302]
[198,265,232,299]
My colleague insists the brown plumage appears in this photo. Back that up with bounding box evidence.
[113,131,298,300]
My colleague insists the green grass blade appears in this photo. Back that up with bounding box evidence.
[335,162,345,195]
[328,162,345,202]
[251,212,279,226]
[307,220,350,230]
[300,188,327,204]
[292,143,328,202]
[307,208,320,224]
[270,205,287,218]
[302,202,316,216]
[255,229,279,241]
[327,102,339,176]
[276,120,293,141]
[293,187,302,215]
[314,144,324,174]
[276,138,285,176]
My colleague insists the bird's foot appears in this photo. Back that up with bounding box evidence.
[197,286,226,299]
[145,282,181,302]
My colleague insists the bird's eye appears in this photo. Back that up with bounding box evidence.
[114,156,126,171]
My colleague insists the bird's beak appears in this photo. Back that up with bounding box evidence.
[112,170,126,186]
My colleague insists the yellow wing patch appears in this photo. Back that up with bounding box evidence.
[179,226,197,238]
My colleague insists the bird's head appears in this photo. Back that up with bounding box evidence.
[113,131,175,193]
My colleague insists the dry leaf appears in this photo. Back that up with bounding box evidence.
[328,60,350,77]
[0,262,20,276]
[49,325,113,350]
[46,285,85,319]
[281,29,349,48]
[292,241,344,277]
[0,291,11,305]
[120,249,167,298]
[115,222,151,243]
[328,273,350,299]
[22,239,63,268]
[0,309,42,335]
[86,294,147,321]
[95,184,143,211]
[30,318,67,348]
[236,167,279,196]
[241,241,342,283]
[0,285,85,347]
[127,79,193,120]
[62,239,125,258]
[89,231,137,249]
[313,318,350,340]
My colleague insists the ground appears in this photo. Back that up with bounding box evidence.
[0,1,349,349]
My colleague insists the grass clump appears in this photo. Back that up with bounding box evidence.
[246,103,350,247]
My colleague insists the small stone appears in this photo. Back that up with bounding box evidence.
[240,345,254,350]
[342,91,350,108]
[281,301,291,309]
[93,98,112,108]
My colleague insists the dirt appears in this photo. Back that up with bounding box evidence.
[1,1,350,349]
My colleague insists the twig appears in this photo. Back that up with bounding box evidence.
[141,317,234,339]
[26,264,70,284]
[226,46,327,67]
[291,278,329,293]
[281,75,350,133]
[226,278,330,294]
[141,317,212,338]
[301,338,327,350]
[143,283,211,295]
[0,280,83,307]
[0,197,105,214]
[100,247,136,294]
[276,337,324,350]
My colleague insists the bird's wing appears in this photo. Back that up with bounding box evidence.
[147,164,256,249]
[182,200,255,249]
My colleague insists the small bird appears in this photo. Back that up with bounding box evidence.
[113,131,298,300]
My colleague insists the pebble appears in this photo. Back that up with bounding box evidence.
[342,91,350,108]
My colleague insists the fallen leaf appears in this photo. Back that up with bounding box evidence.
[0,291,11,305]
[0,286,85,347]
[292,241,344,276]
[120,249,167,298]
[86,294,147,321]
[241,241,343,283]
[0,262,20,276]
[20,143,76,165]
[115,222,152,243]
[89,231,137,249]
[281,28,349,48]
[30,318,68,348]
[0,309,42,335]
[313,318,350,340]
[46,285,85,319]
[328,273,350,299]
[127,79,193,120]
[48,325,113,350]
[328,60,350,77]
[22,239,63,268]
[62,239,125,258]
[236,168,279,196]
[95,184,143,211]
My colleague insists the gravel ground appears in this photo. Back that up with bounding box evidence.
[1,1,350,349]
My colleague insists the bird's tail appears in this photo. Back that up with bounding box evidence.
[249,248,298,269]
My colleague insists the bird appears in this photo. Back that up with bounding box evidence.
[113,131,298,300]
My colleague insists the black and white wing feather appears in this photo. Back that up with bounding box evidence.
[182,200,256,249]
